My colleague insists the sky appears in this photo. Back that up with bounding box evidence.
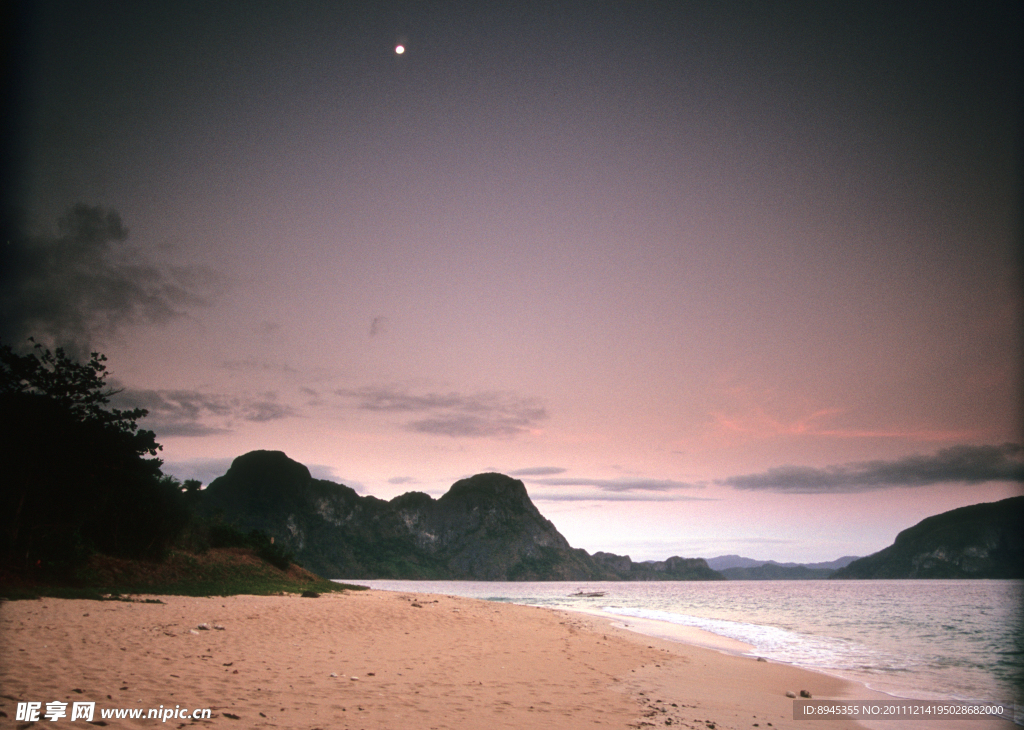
[3,1,1022,563]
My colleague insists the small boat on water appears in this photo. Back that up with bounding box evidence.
[569,590,607,597]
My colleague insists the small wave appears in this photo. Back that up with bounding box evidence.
[601,606,906,674]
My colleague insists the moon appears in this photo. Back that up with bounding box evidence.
[395,44,405,55]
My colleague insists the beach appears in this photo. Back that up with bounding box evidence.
[0,589,1005,730]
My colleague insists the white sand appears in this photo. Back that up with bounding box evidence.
[4,589,985,729]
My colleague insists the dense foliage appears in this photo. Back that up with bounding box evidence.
[0,340,189,574]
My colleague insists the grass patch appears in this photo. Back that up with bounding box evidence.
[0,547,367,600]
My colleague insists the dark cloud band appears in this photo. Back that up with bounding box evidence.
[111,387,298,439]
[508,467,568,477]
[0,205,217,356]
[533,476,703,492]
[336,385,548,438]
[720,443,1024,493]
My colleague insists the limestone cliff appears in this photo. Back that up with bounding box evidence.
[199,451,620,579]
[199,451,725,581]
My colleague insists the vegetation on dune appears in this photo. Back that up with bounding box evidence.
[1,547,365,600]
[1,340,185,572]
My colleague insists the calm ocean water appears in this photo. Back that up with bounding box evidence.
[341,579,1023,713]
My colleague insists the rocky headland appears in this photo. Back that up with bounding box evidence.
[831,495,1024,579]
[198,450,723,581]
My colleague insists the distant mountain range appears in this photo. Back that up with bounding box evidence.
[703,554,860,580]
[705,555,860,570]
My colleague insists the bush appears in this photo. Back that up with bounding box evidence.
[0,341,187,574]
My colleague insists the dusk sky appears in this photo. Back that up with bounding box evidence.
[4,1,1022,563]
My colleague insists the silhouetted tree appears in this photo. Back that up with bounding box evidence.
[0,340,188,574]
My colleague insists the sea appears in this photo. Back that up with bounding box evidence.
[340,578,1023,719]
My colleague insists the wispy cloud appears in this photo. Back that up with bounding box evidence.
[521,474,712,502]
[221,358,298,374]
[336,385,548,438]
[602,536,800,556]
[243,399,295,422]
[532,491,715,503]
[508,467,568,477]
[300,386,324,406]
[534,476,704,492]
[113,388,299,438]
[0,204,218,355]
[720,443,1024,493]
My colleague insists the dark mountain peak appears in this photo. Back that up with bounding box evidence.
[226,450,313,484]
[440,473,535,513]
[203,450,314,513]
[389,490,435,510]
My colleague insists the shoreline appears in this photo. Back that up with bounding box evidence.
[571,606,760,654]
[1,589,1011,729]
[560,604,1017,730]
[346,580,1019,724]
